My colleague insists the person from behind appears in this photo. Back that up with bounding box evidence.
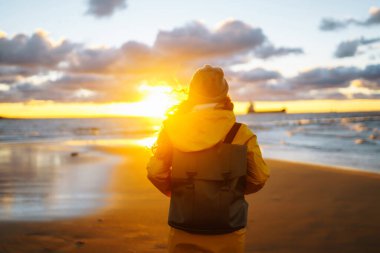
[147,65,270,253]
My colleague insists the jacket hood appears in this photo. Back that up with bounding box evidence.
[164,108,235,152]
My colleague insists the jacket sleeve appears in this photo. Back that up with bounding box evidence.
[146,128,172,196]
[245,134,270,194]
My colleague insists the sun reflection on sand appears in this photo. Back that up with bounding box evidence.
[64,136,157,149]
[132,136,157,148]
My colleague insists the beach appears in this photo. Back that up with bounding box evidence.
[1,0,380,251]
[1,142,380,253]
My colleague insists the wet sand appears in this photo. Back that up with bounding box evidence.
[0,144,380,253]
[0,142,121,221]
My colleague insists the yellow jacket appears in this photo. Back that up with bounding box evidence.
[147,106,270,196]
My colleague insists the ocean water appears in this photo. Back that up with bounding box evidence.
[0,112,379,220]
[237,111,380,172]
[0,112,379,172]
[0,117,161,143]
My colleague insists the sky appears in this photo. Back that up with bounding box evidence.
[0,0,379,117]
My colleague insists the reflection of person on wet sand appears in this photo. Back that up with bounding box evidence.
[147,65,270,252]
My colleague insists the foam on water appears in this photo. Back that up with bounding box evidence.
[237,112,380,172]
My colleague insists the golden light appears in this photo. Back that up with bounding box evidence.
[106,82,185,118]
[137,83,177,116]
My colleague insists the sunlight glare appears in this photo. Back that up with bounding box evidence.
[117,82,184,118]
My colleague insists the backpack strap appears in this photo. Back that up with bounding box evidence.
[223,122,242,144]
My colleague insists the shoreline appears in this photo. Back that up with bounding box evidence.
[265,157,380,177]
[1,138,378,175]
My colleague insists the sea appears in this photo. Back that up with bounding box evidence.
[1,112,379,172]
[0,112,379,220]
[238,111,380,173]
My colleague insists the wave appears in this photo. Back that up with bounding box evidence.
[245,115,380,130]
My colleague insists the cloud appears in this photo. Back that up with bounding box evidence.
[162,20,261,56]
[319,18,355,31]
[86,0,127,18]
[227,64,380,101]
[0,66,38,84]
[153,20,266,62]
[0,66,36,77]
[227,68,282,83]
[90,20,272,77]
[154,20,303,61]
[287,64,380,99]
[69,47,120,73]
[2,64,380,102]
[68,20,304,77]
[361,64,380,80]
[334,37,380,58]
[320,6,380,31]
[0,31,76,67]
[228,78,298,101]
[290,66,360,89]
[0,72,142,103]
[366,6,380,25]
[253,43,304,59]
[0,20,307,103]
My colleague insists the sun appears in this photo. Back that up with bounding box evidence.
[106,82,185,118]
[136,83,180,117]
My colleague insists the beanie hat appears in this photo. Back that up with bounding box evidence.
[188,65,229,104]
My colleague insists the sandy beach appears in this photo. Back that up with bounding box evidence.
[0,143,380,253]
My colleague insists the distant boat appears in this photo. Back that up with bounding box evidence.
[246,102,286,114]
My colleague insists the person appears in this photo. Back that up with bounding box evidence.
[146,65,270,253]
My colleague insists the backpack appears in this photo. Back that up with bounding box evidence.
[168,123,248,234]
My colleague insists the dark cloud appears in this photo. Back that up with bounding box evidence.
[86,0,127,18]
[0,20,308,103]
[334,37,380,58]
[68,20,304,76]
[290,66,360,89]
[0,66,36,77]
[226,68,297,101]
[0,66,39,84]
[0,31,75,67]
[69,47,119,72]
[154,20,304,61]
[227,64,380,100]
[320,7,380,31]
[227,68,282,83]
[154,20,266,61]
[52,73,115,91]
[3,64,380,103]
[361,64,380,80]
[0,73,142,103]
[351,93,380,99]
[254,43,304,59]
[290,64,380,89]
[0,81,45,103]
[74,41,156,73]
[334,40,358,58]
[319,18,355,31]
[228,78,298,101]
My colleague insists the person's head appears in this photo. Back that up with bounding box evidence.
[167,65,233,117]
[188,65,229,104]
